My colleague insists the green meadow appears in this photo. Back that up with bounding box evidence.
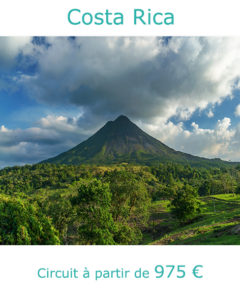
[146,194,240,245]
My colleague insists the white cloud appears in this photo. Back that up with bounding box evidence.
[0,113,240,167]
[207,109,214,118]
[140,117,240,161]
[0,114,90,167]
[235,104,240,117]
[15,37,240,124]
[0,37,33,69]
[2,37,240,165]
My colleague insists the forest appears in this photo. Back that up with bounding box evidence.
[0,162,240,245]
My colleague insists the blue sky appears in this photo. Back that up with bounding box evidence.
[1,36,240,167]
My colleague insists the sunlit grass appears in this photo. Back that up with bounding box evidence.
[147,194,240,245]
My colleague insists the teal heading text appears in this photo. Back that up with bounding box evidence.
[68,9,174,26]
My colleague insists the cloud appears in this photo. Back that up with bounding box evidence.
[17,37,240,123]
[0,115,89,168]
[0,37,33,70]
[235,104,240,117]
[1,112,240,167]
[2,37,240,165]
[207,109,214,118]
[141,117,239,161]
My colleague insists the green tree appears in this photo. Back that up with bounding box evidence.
[43,193,75,244]
[0,196,60,245]
[106,170,151,244]
[71,179,116,245]
[198,180,211,196]
[235,185,240,195]
[170,184,201,223]
[220,173,233,194]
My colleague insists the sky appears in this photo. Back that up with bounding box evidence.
[1,36,240,167]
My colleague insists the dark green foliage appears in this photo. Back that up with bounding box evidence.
[71,179,116,245]
[114,222,142,245]
[235,185,240,194]
[42,193,75,244]
[170,184,201,223]
[0,163,92,195]
[0,196,60,245]
[198,180,211,196]
[0,160,239,245]
[105,170,151,244]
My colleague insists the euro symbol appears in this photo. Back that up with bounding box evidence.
[192,265,203,278]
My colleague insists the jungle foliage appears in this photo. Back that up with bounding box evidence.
[0,162,239,245]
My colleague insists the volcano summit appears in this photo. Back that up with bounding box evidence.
[43,115,234,167]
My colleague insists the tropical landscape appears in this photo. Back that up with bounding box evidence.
[0,37,240,245]
[1,115,240,245]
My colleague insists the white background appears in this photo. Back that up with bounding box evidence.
[0,0,240,299]
[0,246,239,300]
[0,0,239,36]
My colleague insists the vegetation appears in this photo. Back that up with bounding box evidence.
[170,184,201,223]
[150,194,240,245]
[0,162,239,245]
[71,179,115,245]
[0,195,60,245]
[1,115,239,245]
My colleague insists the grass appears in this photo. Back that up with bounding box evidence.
[143,194,240,245]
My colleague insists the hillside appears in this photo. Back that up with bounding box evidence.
[42,115,236,168]
[146,194,240,245]
[0,163,239,245]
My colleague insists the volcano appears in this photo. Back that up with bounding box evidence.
[42,115,234,167]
